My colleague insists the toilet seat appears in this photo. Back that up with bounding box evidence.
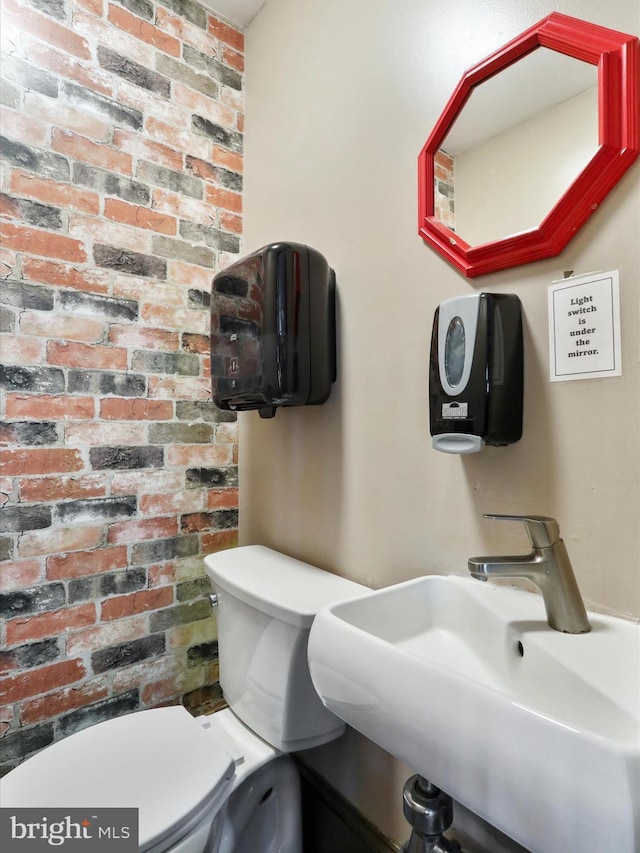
[0,706,235,852]
[199,707,280,788]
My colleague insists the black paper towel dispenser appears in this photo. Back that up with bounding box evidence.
[210,242,336,418]
[429,293,523,453]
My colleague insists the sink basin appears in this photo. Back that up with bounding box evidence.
[307,574,640,853]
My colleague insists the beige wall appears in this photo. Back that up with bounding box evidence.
[455,86,598,245]
[240,0,639,848]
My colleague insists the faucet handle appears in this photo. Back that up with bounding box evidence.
[483,514,560,549]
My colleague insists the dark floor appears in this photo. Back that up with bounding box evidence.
[298,761,398,853]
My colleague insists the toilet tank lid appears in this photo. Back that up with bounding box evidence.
[204,546,369,628]
[0,707,234,852]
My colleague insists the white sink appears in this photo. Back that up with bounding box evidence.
[307,574,640,853]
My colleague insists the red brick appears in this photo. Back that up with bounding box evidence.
[52,129,132,176]
[18,526,104,559]
[3,0,91,60]
[104,198,176,235]
[12,172,100,215]
[148,376,211,400]
[435,150,454,170]
[212,146,243,173]
[0,110,48,149]
[141,676,182,706]
[180,512,213,533]
[167,445,233,467]
[148,561,176,587]
[155,7,213,56]
[0,222,87,263]
[0,194,20,218]
[144,117,209,159]
[206,488,239,510]
[6,394,95,421]
[152,191,214,227]
[99,398,173,420]
[65,421,146,446]
[22,258,108,293]
[115,655,180,696]
[24,40,113,97]
[220,86,242,113]
[222,45,244,73]
[0,248,17,276]
[75,0,103,15]
[107,516,178,545]
[24,93,111,142]
[215,422,237,444]
[108,324,179,351]
[18,473,106,503]
[140,490,204,516]
[184,156,216,183]
[0,706,15,732]
[6,604,97,645]
[110,470,182,495]
[141,304,209,335]
[205,185,242,213]
[101,587,174,621]
[153,5,183,38]
[113,275,183,307]
[201,529,238,552]
[208,16,244,52]
[20,312,105,342]
[0,335,45,365]
[75,7,157,68]
[112,128,183,171]
[0,559,43,593]
[20,677,109,725]
[47,341,128,371]
[0,448,84,476]
[173,84,235,127]
[46,546,128,580]
[67,616,146,655]
[0,659,87,705]
[220,211,242,234]
[107,4,180,56]
[167,261,213,291]
[69,214,151,254]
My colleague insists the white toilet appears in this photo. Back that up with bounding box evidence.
[0,546,367,853]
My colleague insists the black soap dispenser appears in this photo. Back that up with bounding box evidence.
[429,293,523,453]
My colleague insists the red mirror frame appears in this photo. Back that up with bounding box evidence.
[418,13,640,278]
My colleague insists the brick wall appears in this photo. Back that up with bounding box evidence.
[0,0,243,774]
[434,148,454,231]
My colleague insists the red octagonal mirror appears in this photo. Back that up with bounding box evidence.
[418,13,640,278]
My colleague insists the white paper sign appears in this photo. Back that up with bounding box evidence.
[548,270,621,382]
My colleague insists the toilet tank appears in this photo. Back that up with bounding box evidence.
[204,546,367,752]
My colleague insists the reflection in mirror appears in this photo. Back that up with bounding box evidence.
[434,48,598,246]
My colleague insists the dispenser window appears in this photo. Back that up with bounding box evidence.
[444,316,466,387]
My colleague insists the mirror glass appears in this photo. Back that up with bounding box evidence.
[434,48,598,247]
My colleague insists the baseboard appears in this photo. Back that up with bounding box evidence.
[296,758,401,853]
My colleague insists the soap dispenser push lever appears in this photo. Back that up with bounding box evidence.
[468,514,591,634]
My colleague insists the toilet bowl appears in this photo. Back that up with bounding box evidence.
[0,546,367,853]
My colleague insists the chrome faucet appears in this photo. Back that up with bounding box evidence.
[468,514,591,634]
